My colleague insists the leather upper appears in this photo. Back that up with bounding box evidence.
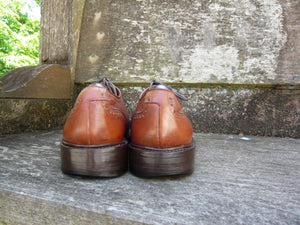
[63,84,129,145]
[131,85,193,149]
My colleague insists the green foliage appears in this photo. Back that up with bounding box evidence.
[0,0,40,77]
[35,0,41,6]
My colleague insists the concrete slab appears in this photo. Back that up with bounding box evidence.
[0,129,299,224]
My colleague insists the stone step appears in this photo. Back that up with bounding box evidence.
[0,129,299,224]
[0,64,71,135]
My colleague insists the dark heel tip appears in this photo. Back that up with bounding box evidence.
[61,169,127,178]
[61,140,128,178]
[129,140,195,178]
[129,168,194,178]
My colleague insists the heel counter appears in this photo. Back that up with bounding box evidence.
[63,99,89,144]
[131,102,161,148]
[160,97,193,148]
[89,100,127,144]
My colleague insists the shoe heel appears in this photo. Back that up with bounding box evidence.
[129,140,195,177]
[61,140,128,177]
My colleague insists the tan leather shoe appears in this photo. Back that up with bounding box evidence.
[61,78,129,177]
[129,80,195,177]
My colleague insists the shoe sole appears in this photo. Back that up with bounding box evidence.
[129,140,195,177]
[61,140,127,177]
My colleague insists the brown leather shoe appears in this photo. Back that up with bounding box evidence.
[61,77,129,177]
[129,80,195,177]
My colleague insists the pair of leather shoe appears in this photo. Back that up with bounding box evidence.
[61,78,195,178]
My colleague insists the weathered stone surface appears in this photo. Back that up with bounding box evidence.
[0,99,70,135]
[40,0,71,65]
[0,64,71,99]
[0,64,71,135]
[70,0,86,82]
[75,83,300,138]
[74,0,299,85]
[277,0,300,83]
[177,85,300,138]
[1,191,144,225]
[0,129,299,224]
[34,0,300,138]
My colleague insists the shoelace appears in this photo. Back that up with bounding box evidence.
[95,78,188,100]
[99,77,118,96]
[149,80,188,101]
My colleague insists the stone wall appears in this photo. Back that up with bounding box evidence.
[0,65,71,135]
[65,0,299,137]
[37,0,300,137]
[73,0,300,85]
[0,99,70,135]
[0,1,299,136]
[75,83,299,138]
